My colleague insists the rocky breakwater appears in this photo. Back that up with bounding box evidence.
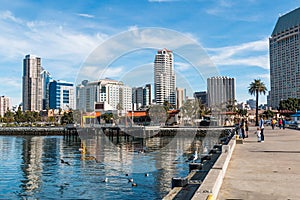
[0,127,67,135]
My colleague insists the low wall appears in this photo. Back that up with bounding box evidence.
[191,136,236,200]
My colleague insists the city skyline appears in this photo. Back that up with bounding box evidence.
[1,1,300,106]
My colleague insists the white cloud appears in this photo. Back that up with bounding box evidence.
[0,10,22,23]
[175,62,192,72]
[0,77,20,89]
[148,0,177,2]
[0,77,22,106]
[207,38,270,69]
[76,66,124,83]
[77,13,95,18]
[0,10,107,76]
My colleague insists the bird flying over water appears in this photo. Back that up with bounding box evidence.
[61,159,70,165]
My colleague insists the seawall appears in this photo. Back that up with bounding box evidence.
[0,127,67,135]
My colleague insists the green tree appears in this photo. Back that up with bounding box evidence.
[237,109,248,117]
[180,99,200,125]
[226,99,238,112]
[60,111,74,124]
[4,109,14,123]
[24,111,35,123]
[248,79,267,126]
[163,101,174,111]
[14,106,24,123]
[33,111,41,122]
[279,98,300,112]
[198,100,211,118]
[263,109,274,119]
[101,113,114,123]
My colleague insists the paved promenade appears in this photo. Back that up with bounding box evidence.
[217,126,300,199]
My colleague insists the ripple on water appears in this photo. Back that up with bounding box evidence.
[0,133,220,199]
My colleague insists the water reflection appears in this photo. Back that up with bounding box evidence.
[21,137,43,194]
[0,129,222,199]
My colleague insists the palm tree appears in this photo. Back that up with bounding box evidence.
[248,79,267,126]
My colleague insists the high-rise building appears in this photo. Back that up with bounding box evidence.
[0,96,10,117]
[176,88,186,109]
[194,91,207,106]
[132,84,152,110]
[132,87,144,110]
[207,76,235,108]
[246,99,256,110]
[22,55,42,111]
[269,7,300,109]
[144,84,152,107]
[154,48,176,106]
[40,69,52,110]
[76,79,132,112]
[49,80,75,110]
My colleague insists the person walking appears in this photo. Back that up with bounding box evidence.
[283,118,286,129]
[240,118,245,139]
[259,116,265,142]
[279,118,283,129]
[245,120,249,138]
[271,118,276,130]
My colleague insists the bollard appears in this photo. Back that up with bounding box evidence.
[171,177,188,188]
[189,163,203,172]
[213,144,222,150]
[201,154,212,162]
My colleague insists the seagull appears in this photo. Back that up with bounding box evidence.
[145,173,149,177]
[61,159,70,165]
[128,178,134,183]
[188,151,198,163]
[132,183,137,187]
[102,177,108,183]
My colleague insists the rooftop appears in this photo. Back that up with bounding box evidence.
[272,7,300,36]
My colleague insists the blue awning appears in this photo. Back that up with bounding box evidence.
[291,111,300,117]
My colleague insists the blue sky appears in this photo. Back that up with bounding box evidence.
[1,0,300,107]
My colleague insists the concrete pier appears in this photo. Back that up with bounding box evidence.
[216,126,300,200]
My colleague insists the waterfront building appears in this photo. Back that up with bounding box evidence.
[22,54,42,111]
[270,7,300,109]
[207,76,235,109]
[76,79,132,113]
[0,96,10,117]
[49,80,75,110]
[194,91,207,106]
[132,87,144,110]
[176,88,186,109]
[246,99,256,110]
[132,84,152,110]
[40,69,52,110]
[154,48,176,106]
[144,84,152,107]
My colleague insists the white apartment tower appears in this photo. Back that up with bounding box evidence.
[207,76,235,108]
[0,96,10,117]
[22,55,42,111]
[176,88,186,109]
[154,48,176,106]
[269,7,300,109]
[76,79,132,112]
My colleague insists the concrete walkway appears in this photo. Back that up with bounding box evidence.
[217,126,300,199]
